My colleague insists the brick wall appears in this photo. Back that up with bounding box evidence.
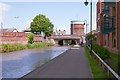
[71,24,84,36]
[116,1,120,54]
[96,1,104,45]
[0,32,43,44]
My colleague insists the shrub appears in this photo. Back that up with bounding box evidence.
[92,44,110,59]
[1,44,27,53]
[118,56,120,75]
[27,43,34,49]
[27,33,34,44]
[1,42,54,53]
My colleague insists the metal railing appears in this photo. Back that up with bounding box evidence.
[87,46,120,80]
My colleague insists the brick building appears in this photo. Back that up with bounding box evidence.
[96,0,120,54]
[55,29,66,35]
[70,20,84,36]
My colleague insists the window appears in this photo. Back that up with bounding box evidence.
[114,39,116,48]
[112,32,116,48]
[97,13,100,21]
[97,26,100,32]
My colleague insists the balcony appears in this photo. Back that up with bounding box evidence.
[102,2,116,14]
[102,16,116,34]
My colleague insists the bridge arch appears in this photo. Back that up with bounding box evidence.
[58,39,77,46]
[49,35,85,45]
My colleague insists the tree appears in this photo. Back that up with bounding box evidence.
[27,33,34,44]
[30,14,54,37]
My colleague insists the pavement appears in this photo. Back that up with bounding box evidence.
[22,46,93,78]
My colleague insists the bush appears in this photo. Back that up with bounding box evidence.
[27,33,34,44]
[1,42,54,53]
[27,43,34,49]
[92,44,110,59]
[1,44,27,53]
[118,56,120,75]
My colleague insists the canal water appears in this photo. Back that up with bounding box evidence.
[2,46,68,78]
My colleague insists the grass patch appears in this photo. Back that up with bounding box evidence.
[85,48,107,79]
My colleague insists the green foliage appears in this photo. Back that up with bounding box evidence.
[118,58,120,75]
[85,48,107,78]
[86,33,96,41]
[27,33,34,44]
[92,44,110,59]
[30,14,54,37]
[1,44,27,53]
[1,43,54,53]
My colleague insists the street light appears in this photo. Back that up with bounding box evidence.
[14,16,19,29]
[84,0,92,55]
[84,20,88,46]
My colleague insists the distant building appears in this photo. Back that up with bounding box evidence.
[23,27,31,33]
[70,20,84,36]
[0,28,18,32]
[55,29,66,35]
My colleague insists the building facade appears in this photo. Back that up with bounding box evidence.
[96,0,120,54]
[55,29,66,35]
[70,21,84,36]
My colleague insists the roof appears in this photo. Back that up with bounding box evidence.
[71,20,85,24]
[0,28,18,32]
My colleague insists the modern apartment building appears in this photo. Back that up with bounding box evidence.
[96,0,120,54]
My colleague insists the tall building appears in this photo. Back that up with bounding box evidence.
[96,0,120,54]
[70,20,84,36]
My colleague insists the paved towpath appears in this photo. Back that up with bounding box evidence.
[22,46,93,78]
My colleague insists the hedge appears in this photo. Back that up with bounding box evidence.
[92,44,110,59]
[0,42,54,53]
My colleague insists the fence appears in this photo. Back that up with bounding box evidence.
[87,46,120,80]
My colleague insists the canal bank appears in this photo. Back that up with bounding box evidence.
[2,46,68,78]
[22,46,93,78]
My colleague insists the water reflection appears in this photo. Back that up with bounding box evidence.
[2,46,68,78]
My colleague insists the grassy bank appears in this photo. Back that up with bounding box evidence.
[92,44,120,76]
[85,48,107,79]
[0,42,54,53]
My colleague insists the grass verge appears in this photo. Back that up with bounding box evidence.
[85,48,107,79]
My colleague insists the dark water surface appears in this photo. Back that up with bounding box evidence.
[2,46,68,78]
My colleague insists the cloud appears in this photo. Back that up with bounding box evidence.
[0,3,10,22]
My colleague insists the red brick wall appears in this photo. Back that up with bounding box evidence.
[116,1,120,54]
[0,32,43,44]
[96,1,104,45]
[71,24,84,36]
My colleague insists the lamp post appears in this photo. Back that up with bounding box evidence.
[84,20,88,46]
[84,0,92,54]
[1,5,3,30]
[14,16,19,29]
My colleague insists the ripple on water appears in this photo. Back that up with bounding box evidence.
[2,46,68,78]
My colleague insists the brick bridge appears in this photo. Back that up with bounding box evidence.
[49,35,85,45]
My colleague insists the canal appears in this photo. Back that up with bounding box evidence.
[2,46,68,78]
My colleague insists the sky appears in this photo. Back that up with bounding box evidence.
[0,1,98,34]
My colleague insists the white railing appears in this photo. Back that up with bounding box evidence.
[87,46,120,80]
